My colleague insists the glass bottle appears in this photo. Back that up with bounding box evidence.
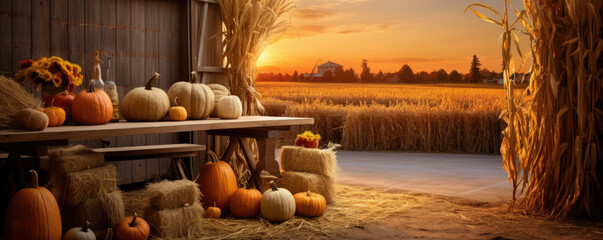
[104,58,120,122]
[90,50,105,90]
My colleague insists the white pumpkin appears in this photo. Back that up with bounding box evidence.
[208,83,230,117]
[63,221,96,240]
[260,181,295,222]
[216,96,243,119]
[121,73,170,121]
[167,81,215,120]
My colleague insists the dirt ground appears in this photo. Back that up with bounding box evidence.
[327,186,603,240]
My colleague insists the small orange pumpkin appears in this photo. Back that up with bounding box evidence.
[5,170,62,240]
[196,151,237,213]
[72,80,113,125]
[115,212,149,240]
[205,202,222,218]
[169,97,187,121]
[40,99,66,127]
[229,186,262,218]
[293,191,327,217]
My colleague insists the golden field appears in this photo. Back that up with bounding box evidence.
[257,82,508,154]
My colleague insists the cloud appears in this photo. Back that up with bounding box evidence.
[281,25,328,39]
[337,23,392,34]
[295,8,335,20]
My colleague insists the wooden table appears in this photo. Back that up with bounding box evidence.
[0,115,313,190]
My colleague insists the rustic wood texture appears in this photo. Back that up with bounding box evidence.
[1,0,221,183]
[94,144,205,161]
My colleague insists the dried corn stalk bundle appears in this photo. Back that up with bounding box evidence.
[220,0,294,115]
[467,0,603,218]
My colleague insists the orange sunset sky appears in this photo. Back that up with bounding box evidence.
[258,0,529,75]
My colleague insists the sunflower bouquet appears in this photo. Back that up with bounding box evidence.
[295,131,321,148]
[15,56,83,90]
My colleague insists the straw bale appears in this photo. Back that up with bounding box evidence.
[146,179,201,210]
[64,164,118,205]
[61,191,124,238]
[280,146,338,178]
[275,171,336,204]
[0,75,42,129]
[47,145,105,188]
[146,202,205,238]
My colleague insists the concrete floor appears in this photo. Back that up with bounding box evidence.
[277,150,513,202]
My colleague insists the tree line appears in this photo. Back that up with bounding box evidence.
[257,55,506,83]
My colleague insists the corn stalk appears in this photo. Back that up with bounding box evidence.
[219,0,294,115]
[466,0,603,219]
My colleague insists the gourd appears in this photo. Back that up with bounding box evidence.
[63,221,96,240]
[40,99,66,127]
[167,74,215,120]
[216,95,243,119]
[205,202,222,218]
[195,151,237,213]
[208,83,230,117]
[5,170,62,240]
[51,90,75,109]
[293,191,327,217]
[229,186,262,218]
[115,213,149,240]
[15,108,49,131]
[260,181,295,222]
[169,97,187,121]
[122,73,170,121]
[72,80,113,125]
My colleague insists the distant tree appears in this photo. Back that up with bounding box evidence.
[284,73,291,82]
[291,71,299,82]
[344,68,357,82]
[397,64,414,83]
[334,67,345,82]
[469,55,482,83]
[416,71,429,82]
[322,70,334,82]
[275,73,284,82]
[376,70,385,82]
[449,70,462,83]
[360,59,374,82]
[428,70,439,83]
[436,69,448,83]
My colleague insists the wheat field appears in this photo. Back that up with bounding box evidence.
[258,82,509,154]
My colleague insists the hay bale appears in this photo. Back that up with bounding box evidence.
[47,145,105,188]
[61,191,124,238]
[280,146,338,178]
[146,179,200,210]
[63,164,118,205]
[146,203,205,238]
[275,171,335,204]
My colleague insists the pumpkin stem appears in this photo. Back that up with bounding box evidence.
[29,170,39,188]
[190,71,197,83]
[306,191,311,197]
[129,212,138,228]
[82,221,90,232]
[269,181,278,191]
[88,80,96,92]
[174,97,179,107]
[213,202,216,208]
[208,150,219,163]
[50,97,55,107]
[145,72,160,90]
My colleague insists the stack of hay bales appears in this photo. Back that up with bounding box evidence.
[277,146,338,203]
[144,179,205,238]
[46,145,124,239]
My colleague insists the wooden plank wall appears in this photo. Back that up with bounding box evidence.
[0,0,220,184]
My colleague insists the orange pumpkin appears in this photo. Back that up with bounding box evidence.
[196,151,237,213]
[229,186,262,218]
[293,191,327,217]
[205,202,222,218]
[115,213,149,240]
[169,97,187,121]
[5,170,62,240]
[40,99,66,127]
[72,80,113,125]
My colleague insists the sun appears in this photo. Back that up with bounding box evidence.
[257,52,268,66]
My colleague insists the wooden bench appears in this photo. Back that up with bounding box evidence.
[92,144,206,180]
[92,144,206,162]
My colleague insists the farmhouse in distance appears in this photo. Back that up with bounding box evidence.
[302,61,343,80]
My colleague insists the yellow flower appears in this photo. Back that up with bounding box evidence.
[51,75,62,87]
[39,70,53,81]
[297,131,321,141]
